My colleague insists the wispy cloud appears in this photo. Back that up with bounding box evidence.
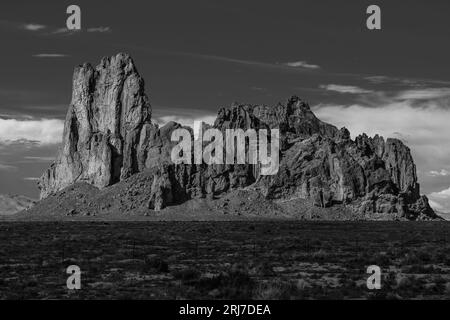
[23,23,46,31]
[87,26,111,33]
[395,88,450,100]
[0,118,64,145]
[429,169,450,177]
[0,139,40,149]
[32,53,69,58]
[51,27,76,35]
[15,21,112,36]
[23,177,40,182]
[51,26,111,35]
[0,163,17,171]
[313,102,450,143]
[320,84,373,94]
[283,61,320,69]
[22,156,55,163]
[365,75,450,87]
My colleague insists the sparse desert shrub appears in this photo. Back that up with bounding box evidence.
[445,282,450,296]
[105,271,125,282]
[144,256,169,273]
[368,252,391,266]
[249,261,275,277]
[192,270,255,299]
[424,282,446,295]
[415,250,432,263]
[403,249,432,265]
[403,264,437,274]
[296,279,310,291]
[432,250,447,264]
[253,280,297,300]
[393,274,428,298]
[310,249,329,261]
[396,275,414,289]
[402,251,420,265]
[2,221,449,299]
[172,268,201,281]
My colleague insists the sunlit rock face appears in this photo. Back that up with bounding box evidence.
[39,53,152,198]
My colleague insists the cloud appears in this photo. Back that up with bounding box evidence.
[50,27,82,35]
[395,88,450,100]
[365,75,450,87]
[87,26,111,33]
[429,169,450,177]
[124,47,322,74]
[22,156,55,162]
[283,61,320,69]
[428,199,444,211]
[32,54,69,58]
[320,84,373,94]
[428,187,450,215]
[50,26,111,35]
[313,102,450,143]
[23,177,40,182]
[0,139,40,152]
[23,23,46,31]
[52,27,71,34]
[0,118,64,145]
[0,163,17,171]
[429,187,450,198]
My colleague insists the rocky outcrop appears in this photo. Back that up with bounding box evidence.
[257,130,437,220]
[39,53,152,198]
[39,53,439,220]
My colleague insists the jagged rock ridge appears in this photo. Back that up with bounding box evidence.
[39,53,439,220]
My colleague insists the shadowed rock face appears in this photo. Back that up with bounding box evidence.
[39,53,439,220]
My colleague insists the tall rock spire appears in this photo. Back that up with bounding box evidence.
[39,53,152,198]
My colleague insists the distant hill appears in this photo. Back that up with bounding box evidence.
[0,194,35,215]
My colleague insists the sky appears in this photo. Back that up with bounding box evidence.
[0,0,450,214]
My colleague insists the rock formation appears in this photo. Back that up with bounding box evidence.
[39,53,152,198]
[39,53,439,220]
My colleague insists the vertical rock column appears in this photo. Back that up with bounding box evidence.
[39,53,152,199]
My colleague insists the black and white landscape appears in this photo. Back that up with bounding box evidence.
[0,0,449,301]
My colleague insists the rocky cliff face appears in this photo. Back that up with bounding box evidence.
[39,53,152,198]
[39,53,439,220]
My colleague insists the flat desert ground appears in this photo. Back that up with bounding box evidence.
[0,221,449,299]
